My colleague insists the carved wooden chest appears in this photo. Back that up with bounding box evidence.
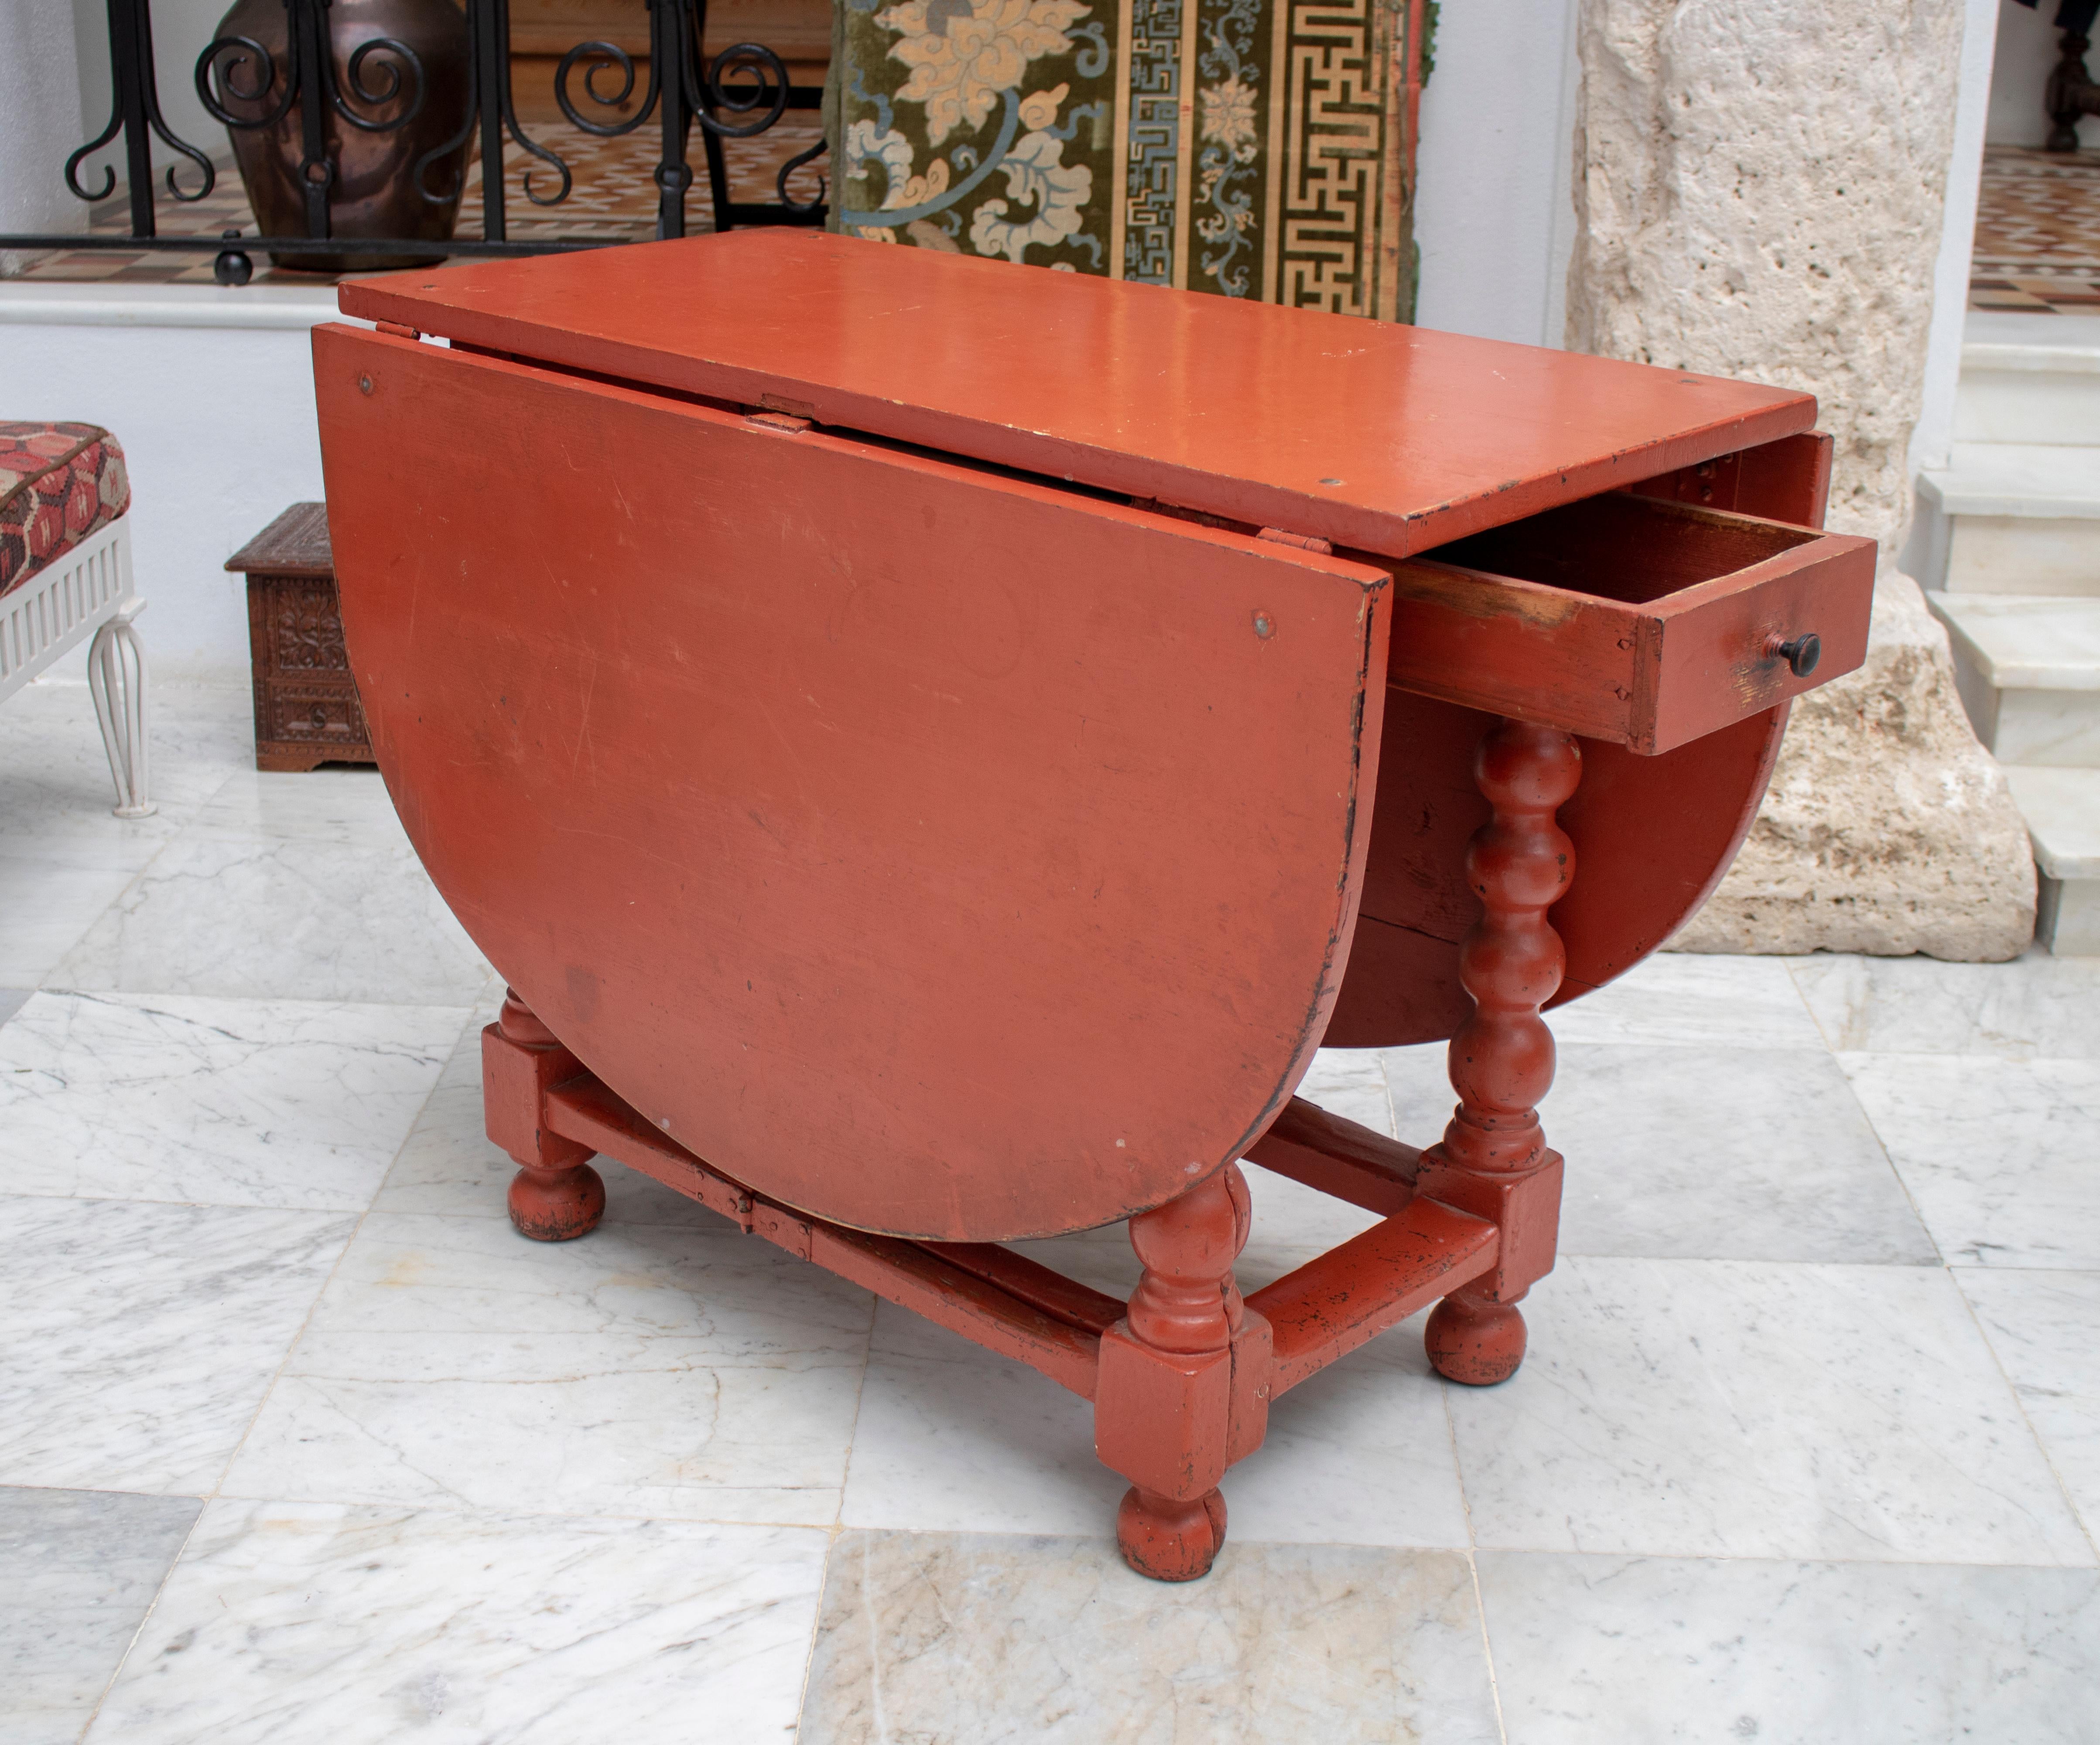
[226,501,375,772]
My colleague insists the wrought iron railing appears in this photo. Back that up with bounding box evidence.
[1,0,826,282]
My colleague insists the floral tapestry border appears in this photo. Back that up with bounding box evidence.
[831,0,1422,319]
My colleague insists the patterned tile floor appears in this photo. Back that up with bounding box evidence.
[1,675,2097,1742]
[1970,145,2100,315]
[7,117,828,288]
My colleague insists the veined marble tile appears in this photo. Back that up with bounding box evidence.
[0,1485,200,1745]
[47,831,493,1005]
[89,1499,825,1745]
[0,991,466,1210]
[0,678,252,843]
[1293,1047,1397,1136]
[838,1300,1125,1537]
[1555,951,1829,1049]
[839,1299,1468,1548]
[222,1210,871,1526]
[1448,1257,2092,1565]
[1960,1269,2100,1542]
[1840,1052,2100,1269]
[0,851,154,988]
[371,989,716,1229]
[1379,1040,1454,1143]
[187,768,410,846]
[799,1530,1500,1745]
[1477,1551,2100,1745]
[0,1198,355,1494]
[1790,948,2100,1060]
[1379,1040,1936,1263]
[0,682,247,984]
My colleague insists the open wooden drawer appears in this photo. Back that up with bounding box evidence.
[1380,491,1876,755]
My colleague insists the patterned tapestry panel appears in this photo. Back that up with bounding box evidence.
[830,0,1422,320]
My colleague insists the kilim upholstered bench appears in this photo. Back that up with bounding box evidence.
[0,421,152,816]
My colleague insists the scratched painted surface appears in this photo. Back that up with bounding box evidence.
[338,230,1816,560]
[316,326,1392,1240]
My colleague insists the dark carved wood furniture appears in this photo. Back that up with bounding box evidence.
[226,502,375,772]
[315,232,1874,1581]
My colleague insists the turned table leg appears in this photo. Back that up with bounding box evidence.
[1418,718,1579,1386]
[482,989,605,1241]
[1094,1163,1252,1581]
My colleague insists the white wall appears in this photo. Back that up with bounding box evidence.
[70,0,234,189]
[0,288,340,681]
[1,8,90,258]
[1987,0,2098,148]
[1412,0,1582,347]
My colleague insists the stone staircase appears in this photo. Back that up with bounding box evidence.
[1918,313,2100,955]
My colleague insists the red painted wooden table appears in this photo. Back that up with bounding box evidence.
[316,233,1873,1581]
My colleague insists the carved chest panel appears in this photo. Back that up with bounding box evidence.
[227,501,375,772]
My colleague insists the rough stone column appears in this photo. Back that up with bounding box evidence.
[1568,0,2035,960]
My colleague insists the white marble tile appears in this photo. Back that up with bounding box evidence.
[1448,1256,2093,1565]
[89,1499,826,1745]
[1294,1047,1398,1135]
[0,1485,201,1745]
[1379,1040,1936,1263]
[0,991,467,1211]
[799,1530,1500,1745]
[838,1300,1125,1537]
[1960,1269,2100,1543]
[371,989,716,1229]
[0,678,252,843]
[1378,1040,1454,1143]
[1840,1052,2100,1268]
[1477,1551,2100,1745]
[0,1198,356,1494]
[47,830,495,1004]
[1222,1314,1471,1550]
[1789,948,2100,1060]
[222,1210,871,1526]
[0,851,156,989]
[840,1298,1468,1548]
[1553,951,1829,1049]
[186,768,412,847]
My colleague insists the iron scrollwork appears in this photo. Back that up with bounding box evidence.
[556,0,824,239]
[66,0,216,234]
[18,0,828,274]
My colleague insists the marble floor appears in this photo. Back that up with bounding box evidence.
[2,678,2097,1744]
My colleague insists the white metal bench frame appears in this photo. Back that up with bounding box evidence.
[0,514,153,817]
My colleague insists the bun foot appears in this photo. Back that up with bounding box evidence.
[1115,1486,1228,1582]
[508,1161,606,1242]
[1426,1287,1527,1386]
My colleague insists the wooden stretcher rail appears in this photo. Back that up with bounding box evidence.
[544,1072,1502,1411]
[1247,1198,1501,1395]
[544,1077,1107,1398]
[1242,1095,1420,1217]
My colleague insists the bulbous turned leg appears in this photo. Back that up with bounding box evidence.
[1419,717,1579,1389]
[1425,1286,1528,1386]
[483,989,604,1242]
[1116,1486,1229,1583]
[1096,1165,1251,1582]
[507,1153,606,1242]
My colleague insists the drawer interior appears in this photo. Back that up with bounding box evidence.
[1418,492,1824,608]
[1381,488,1876,755]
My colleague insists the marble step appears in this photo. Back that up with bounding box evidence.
[1953,314,2100,447]
[1915,444,2100,596]
[2004,766,2100,956]
[1929,593,2100,767]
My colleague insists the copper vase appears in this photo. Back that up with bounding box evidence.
[204,0,473,271]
